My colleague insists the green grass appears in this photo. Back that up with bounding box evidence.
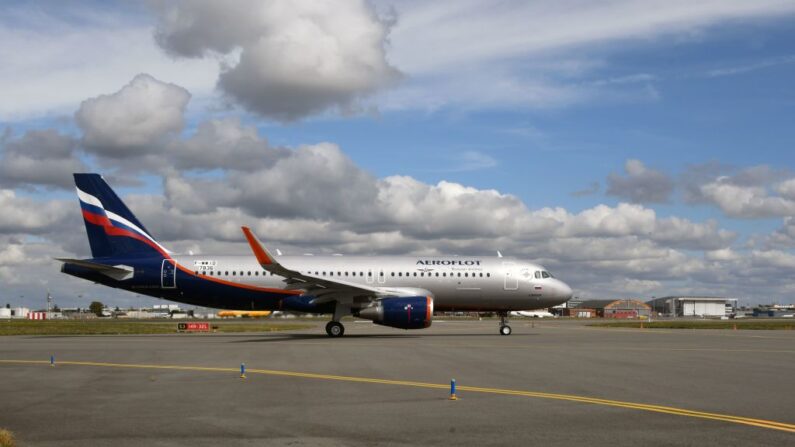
[589,319,795,330]
[0,428,15,447]
[0,319,313,336]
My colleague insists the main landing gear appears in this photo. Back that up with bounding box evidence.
[325,321,345,337]
[326,302,350,337]
[498,312,512,336]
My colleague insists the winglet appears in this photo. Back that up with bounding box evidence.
[241,226,275,266]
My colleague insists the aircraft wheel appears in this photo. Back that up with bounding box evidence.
[326,321,345,337]
[499,325,512,336]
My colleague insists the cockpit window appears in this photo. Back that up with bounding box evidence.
[534,271,541,279]
[542,271,551,278]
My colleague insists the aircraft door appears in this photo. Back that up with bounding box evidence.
[503,262,518,290]
[161,259,177,289]
[377,269,386,284]
[366,268,375,284]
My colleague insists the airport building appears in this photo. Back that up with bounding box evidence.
[647,296,737,317]
[563,299,650,318]
[0,307,30,319]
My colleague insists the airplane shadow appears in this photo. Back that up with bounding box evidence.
[230,332,538,343]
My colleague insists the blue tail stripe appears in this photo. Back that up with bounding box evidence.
[74,173,152,236]
[74,173,165,259]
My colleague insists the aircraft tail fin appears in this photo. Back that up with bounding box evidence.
[73,173,170,259]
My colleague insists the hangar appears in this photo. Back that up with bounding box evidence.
[647,296,737,317]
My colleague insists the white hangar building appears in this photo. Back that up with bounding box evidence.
[648,296,737,317]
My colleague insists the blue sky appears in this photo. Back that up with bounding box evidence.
[1,1,795,308]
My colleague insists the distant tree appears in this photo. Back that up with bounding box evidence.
[114,306,120,312]
[89,301,104,317]
[53,304,61,312]
[4,303,9,309]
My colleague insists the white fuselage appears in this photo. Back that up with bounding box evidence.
[175,254,573,311]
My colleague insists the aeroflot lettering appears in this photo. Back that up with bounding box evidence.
[416,260,481,266]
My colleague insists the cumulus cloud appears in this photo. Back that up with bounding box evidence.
[0,129,85,189]
[776,178,795,200]
[167,118,291,172]
[75,73,190,157]
[606,159,673,203]
[699,181,795,218]
[0,190,73,234]
[152,0,401,121]
[681,163,795,218]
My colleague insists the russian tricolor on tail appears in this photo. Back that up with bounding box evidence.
[73,174,171,259]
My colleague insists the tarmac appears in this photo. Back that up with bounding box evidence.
[1,318,794,446]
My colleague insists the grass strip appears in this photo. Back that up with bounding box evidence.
[0,320,313,336]
[0,428,15,447]
[589,320,795,330]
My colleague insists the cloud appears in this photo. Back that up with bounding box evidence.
[0,129,85,189]
[652,217,736,250]
[167,118,291,172]
[75,73,190,157]
[606,159,673,203]
[0,4,216,121]
[571,181,600,197]
[152,0,401,121]
[776,178,795,200]
[705,55,795,77]
[680,163,795,218]
[699,181,795,218]
[0,190,73,234]
[378,0,795,111]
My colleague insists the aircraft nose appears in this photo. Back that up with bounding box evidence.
[556,280,573,301]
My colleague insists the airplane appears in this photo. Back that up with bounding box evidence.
[217,310,272,318]
[59,174,573,337]
[510,310,555,318]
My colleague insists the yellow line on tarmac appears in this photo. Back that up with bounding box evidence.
[1,359,794,434]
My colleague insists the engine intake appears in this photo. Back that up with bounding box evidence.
[356,296,433,330]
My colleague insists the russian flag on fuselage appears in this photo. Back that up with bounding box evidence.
[74,173,170,259]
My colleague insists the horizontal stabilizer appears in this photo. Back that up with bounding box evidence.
[56,258,134,281]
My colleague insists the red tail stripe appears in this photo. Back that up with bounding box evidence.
[82,209,171,259]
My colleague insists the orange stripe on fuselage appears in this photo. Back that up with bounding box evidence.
[176,264,301,295]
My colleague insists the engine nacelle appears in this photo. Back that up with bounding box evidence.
[356,296,433,330]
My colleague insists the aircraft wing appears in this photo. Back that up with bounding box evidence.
[241,227,387,304]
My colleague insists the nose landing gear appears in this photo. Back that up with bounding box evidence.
[498,311,512,336]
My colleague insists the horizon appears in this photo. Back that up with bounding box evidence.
[1,1,795,309]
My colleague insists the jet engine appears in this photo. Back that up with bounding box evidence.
[356,296,433,329]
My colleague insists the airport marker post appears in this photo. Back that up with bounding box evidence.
[50,355,55,367]
[449,379,457,400]
[240,363,246,379]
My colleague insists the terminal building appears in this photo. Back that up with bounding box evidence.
[647,296,737,317]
